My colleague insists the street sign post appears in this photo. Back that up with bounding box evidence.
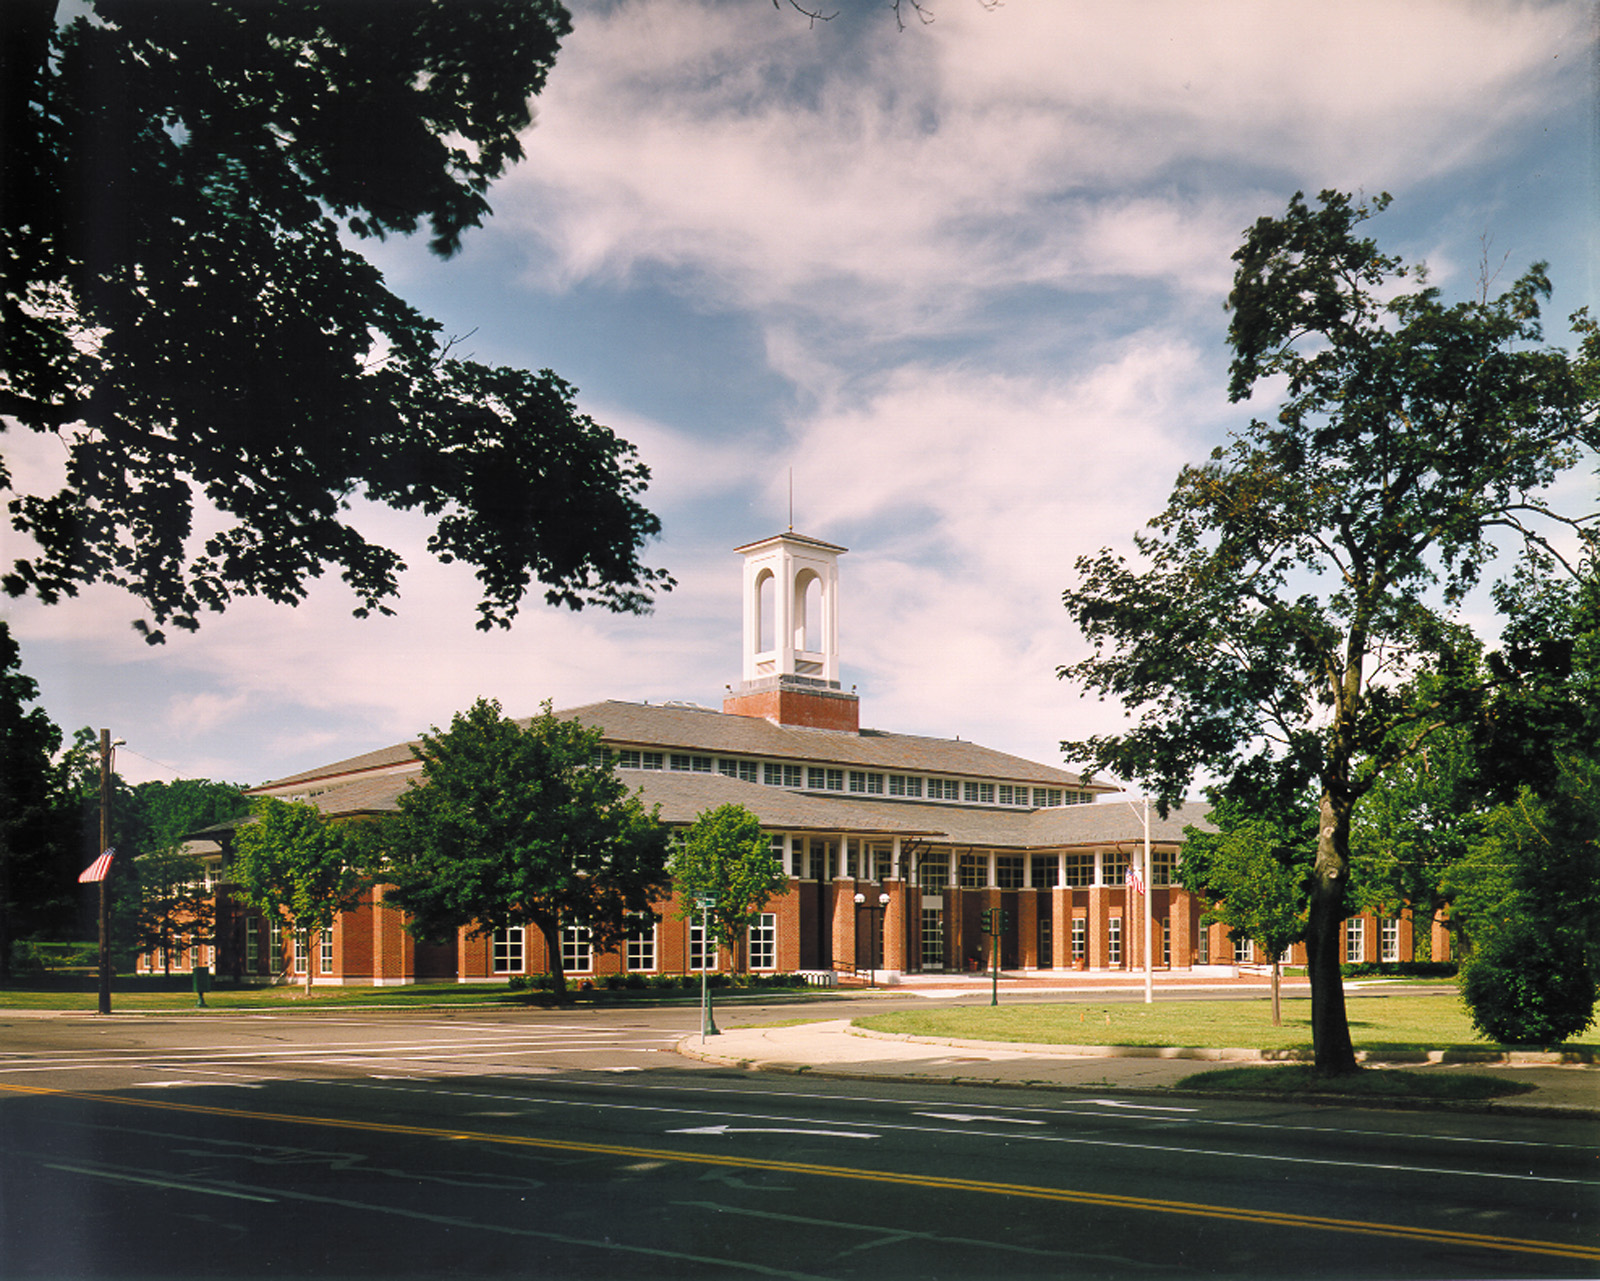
[697,897,719,1038]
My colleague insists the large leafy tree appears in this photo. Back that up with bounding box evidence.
[386,699,670,997]
[1349,667,1489,963]
[1447,759,1600,1045]
[1445,552,1600,1043]
[231,797,368,993]
[1180,796,1314,1026]
[0,622,65,981]
[131,779,249,857]
[131,845,213,976]
[2,0,670,642]
[127,779,247,974]
[669,804,787,972]
[1062,190,1598,1074]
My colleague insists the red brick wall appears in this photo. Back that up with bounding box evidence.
[722,687,860,731]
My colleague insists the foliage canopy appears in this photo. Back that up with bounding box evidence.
[1062,190,1598,1072]
[2,0,670,642]
[669,804,788,970]
[386,699,670,996]
[231,797,369,991]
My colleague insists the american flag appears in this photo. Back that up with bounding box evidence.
[78,849,116,883]
[1125,862,1145,896]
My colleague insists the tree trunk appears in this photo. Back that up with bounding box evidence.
[0,837,12,985]
[1306,792,1359,1075]
[1412,908,1433,963]
[1271,955,1281,1027]
[535,917,567,999]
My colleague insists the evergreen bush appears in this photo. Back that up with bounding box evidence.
[1460,921,1597,1045]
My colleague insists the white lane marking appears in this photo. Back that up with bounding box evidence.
[0,1041,673,1075]
[669,1124,877,1140]
[336,1081,1600,1189]
[915,1112,1046,1125]
[626,1080,1600,1155]
[44,1163,278,1202]
[1069,1098,1199,1113]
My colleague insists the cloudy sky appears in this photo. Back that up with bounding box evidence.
[6,0,1596,790]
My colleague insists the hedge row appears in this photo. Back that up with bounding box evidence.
[506,972,814,993]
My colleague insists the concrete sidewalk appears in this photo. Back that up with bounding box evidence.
[677,1018,1600,1117]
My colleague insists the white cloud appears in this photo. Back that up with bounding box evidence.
[489,0,1586,336]
[8,0,1589,797]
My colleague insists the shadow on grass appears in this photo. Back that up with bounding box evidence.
[1176,1064,1537,1101]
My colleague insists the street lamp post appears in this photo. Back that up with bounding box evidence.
[853,891,890,985]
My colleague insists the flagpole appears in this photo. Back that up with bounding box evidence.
[1143,795,1153,1005]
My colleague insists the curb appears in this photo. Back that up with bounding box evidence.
[674,1038,1600,1120]
[845,1025,1597,1066]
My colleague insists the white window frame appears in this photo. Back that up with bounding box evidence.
[1345,917,1365,964]
[748,913,777,971]
[562,923,592,974]
[493,926,525,974]
[920,908,944,969]
[689,922,717,972]
[626,917,656,972]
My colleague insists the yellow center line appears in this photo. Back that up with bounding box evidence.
[4,1081,1595,1263]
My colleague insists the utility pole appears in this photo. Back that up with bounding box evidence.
[97,729,113,1015]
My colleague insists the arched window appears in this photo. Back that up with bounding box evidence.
[756,568,775,653]
[793,570,820,653]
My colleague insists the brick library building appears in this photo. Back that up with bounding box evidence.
[157,532,1451,985]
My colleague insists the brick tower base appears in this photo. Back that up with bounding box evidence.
[723,676,859,732]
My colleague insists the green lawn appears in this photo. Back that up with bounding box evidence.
[0,980,529,1012]
[855,994,1598,1055]
[0,974,811,1012]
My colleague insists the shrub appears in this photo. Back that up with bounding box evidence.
[9,941,47,975]
[1340,961,1457,979]
[623,972,648,990]
[1459,921,1597,1045]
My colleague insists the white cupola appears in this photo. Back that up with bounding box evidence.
[723,532,859,732]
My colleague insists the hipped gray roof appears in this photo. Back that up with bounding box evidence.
[287,765,1208,851]
[257,699,1107,793]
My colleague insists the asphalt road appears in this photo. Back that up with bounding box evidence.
[1,1007,1595,1279]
